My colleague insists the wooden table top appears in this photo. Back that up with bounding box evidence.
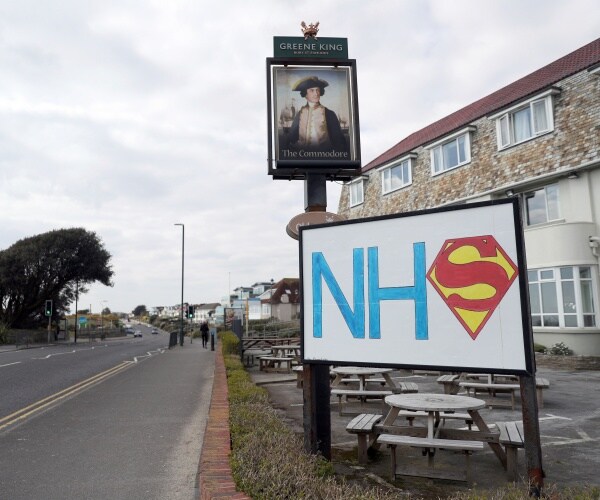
[384,393,486,412]
[331,366,393,376]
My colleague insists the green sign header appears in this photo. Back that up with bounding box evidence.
[274,37,348,59]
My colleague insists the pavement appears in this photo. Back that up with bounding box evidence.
[248,363,600,497]
[0,338,216,500]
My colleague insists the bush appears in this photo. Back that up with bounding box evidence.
[220,330,240,355]
[549,342,573,356]
[533,343,547,353]
[0,322,9,344]
[225,353,400,499]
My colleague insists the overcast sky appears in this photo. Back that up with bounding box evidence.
[1,1,598,314]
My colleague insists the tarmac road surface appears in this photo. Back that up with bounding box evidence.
[0,341,214,500]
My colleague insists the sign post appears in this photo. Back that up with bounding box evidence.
[267,23,362,460]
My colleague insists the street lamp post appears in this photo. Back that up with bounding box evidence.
[174,223,185,347]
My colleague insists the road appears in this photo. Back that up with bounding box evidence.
[0,326,215,499]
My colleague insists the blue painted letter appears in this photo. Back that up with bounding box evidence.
[312,249,365,338]
[367,243,428,340]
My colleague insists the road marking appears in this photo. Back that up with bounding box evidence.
[543,431,598,446]
[0,362,22,368]
[0,362,132,431]
[34,350,77,359]
[540,413,572,421]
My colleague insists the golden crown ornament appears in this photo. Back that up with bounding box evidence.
[301,21,319,40]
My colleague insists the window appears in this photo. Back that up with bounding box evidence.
[525,184,560,225]
[381,158,412,194]
[349,179,364,206]
[495,93,555,150]
[528,266,597,328]
[429,128,473,175]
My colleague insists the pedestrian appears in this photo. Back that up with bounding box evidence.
[200,321,209,348]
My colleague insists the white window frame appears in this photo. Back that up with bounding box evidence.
[378,154,415,194]
[427,127,475,176]
[348,178,364,207]
[523,183,561,226]
[491,89,558,150]
[528,266,598,328]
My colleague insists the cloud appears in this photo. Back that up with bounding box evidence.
[1,0,599,312]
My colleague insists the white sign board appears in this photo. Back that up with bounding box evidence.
[300,199,534,374]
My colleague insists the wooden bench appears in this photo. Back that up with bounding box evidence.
[242,348,270,367]
[258,356,293,373]
[535,377,550,408]
[395,381,419,394]
[397,410,473,429]
[331,382,418,415]
[459,382,520,409]
[495,421,525,481]
[340,377,386,386]
[345,413,383,463]
[293,365,304,388]
[331,389,393,415]
[437,374,461,394]
[460,377,551,410]
[378,434,484,482]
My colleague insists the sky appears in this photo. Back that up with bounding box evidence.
[1,1,599,314]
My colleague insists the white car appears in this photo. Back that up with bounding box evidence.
[133,330,143,338]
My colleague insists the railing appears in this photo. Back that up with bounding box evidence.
[245,319,300,339]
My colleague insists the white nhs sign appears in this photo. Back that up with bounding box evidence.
[300,200,533,374]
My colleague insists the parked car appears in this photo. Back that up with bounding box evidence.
[133,330,142,338]
[151,329,159,334]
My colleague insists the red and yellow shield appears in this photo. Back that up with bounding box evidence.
[427,236,518,340]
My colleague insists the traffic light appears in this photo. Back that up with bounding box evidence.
[45,300,53,317]
[188,305,194,319]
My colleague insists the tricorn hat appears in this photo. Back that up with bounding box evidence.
[292,76,329,92]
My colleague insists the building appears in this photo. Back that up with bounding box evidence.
[338,38,600,356]
[261,278,300,322]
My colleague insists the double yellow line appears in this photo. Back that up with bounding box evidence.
[0,361,132,432]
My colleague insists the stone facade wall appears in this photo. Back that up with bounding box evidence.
[339,70,600,218]
[535,353,600,371]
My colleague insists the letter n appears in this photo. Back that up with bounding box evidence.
[312,249,365,338]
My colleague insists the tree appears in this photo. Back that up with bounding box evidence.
[132,305,147,317]
[0,228,113,328]
[101,307,111,315]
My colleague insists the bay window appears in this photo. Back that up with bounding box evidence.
[528,266,597,328]
[524,184,560,225]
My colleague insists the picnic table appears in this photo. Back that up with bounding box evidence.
[258,345,301,373]
[330,366,418,415]
[347,393,506,481]
[378,393,505,481]
[270,344,301,358]
[331,366,396,390]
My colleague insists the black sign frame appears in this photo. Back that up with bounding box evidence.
[266,57,361,180]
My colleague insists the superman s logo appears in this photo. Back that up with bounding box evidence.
[427,236,518,340]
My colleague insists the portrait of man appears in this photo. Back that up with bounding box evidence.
[273,66,355,163]
[288,75,347,154]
